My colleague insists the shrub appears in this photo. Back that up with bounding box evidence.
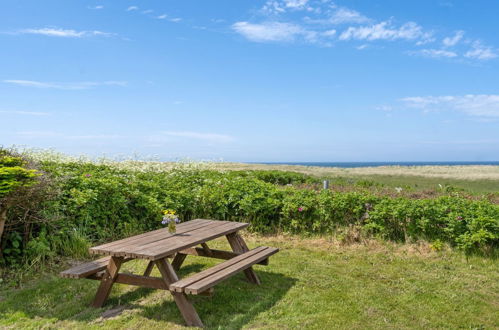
[1,155,497,267]
[0,149,42,260]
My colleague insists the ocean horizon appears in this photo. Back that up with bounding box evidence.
[253,161,499,168]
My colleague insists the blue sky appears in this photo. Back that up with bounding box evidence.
[1,0,499,162]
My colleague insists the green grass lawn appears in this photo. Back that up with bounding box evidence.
[1,235,498,329]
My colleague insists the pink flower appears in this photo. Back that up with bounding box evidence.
[85,174,92,178]
[298,207,303,212]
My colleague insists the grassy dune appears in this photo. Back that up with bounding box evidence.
[211,163,499,193]
[216,163,499,181]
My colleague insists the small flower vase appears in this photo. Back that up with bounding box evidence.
[168,221,176,234]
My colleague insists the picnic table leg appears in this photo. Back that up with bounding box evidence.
[91,256,123,308]
[155,258,204,328]
[226,232,261,285]
[171,253,187,271]
[143,261,155,276]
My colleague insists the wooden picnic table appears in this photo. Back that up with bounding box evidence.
[60,219,278,328]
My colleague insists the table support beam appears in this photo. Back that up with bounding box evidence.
[143,261,155,276]
[226,233,261,285]
[171,253,187,271]
[91,256,123,308]
[155,258,204,328]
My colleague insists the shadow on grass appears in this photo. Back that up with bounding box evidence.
[140,268,296,329]
[0,263,296,329]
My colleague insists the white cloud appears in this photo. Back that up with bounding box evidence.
[157,14,168,19]
[142,9,153,14]
[88,5,104,10]
[127,6,138,11]
[160,131,234,143]
[283,0,309,9]
[18,28,112,38]
[16,131,60,138]
[401,95,499,117]
[170,18,182,23]
[3,80,127,90]
[412,49,458,58]
[261,0,310,14]
[261,1,286,14]
[0,110,50,116]
[232,21,306,42]
[339,21,429,42]
[16,131,124,140]
[322,29,336,37]
[67,134,123,140]
[442,30,464,47]
[329,8,370,24]
[464,41,497,60]
[236,1,495,62]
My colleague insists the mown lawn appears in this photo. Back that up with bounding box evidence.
[1,235,498,329]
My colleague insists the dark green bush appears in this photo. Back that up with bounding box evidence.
[1,158,497,267]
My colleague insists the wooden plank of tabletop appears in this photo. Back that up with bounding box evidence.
[90,219,211,255]
[92,220,215,256]
[130,221,249,260]
[122,221,229,258]
[90,219,205,252]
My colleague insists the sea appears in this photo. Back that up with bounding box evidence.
[255,161,499,168]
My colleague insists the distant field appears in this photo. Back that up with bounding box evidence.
[216,163,499,181]
[210,163,499,194]
[25,151,499,193]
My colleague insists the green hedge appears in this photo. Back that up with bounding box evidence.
[1,160,498,266]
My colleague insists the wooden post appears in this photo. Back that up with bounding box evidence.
[143,261,155,276]
[155,258,204,328]
[226,232,260,285]
[323,180,329,190]
[91,256,123,308]
[171,253,187,271]
[200,242,213,257]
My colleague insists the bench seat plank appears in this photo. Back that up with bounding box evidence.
[60,256,112,279]
[170,246,279,295]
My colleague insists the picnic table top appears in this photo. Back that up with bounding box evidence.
[89,219,248,261]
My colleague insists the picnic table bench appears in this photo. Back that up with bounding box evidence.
[60,219,279,327]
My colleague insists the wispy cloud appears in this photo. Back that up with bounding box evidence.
[3,80,127,90]
[339,21,430,42]
[262,0,310,14]
[157,14,168,19]
[233,0,496,62]
[442,30,464,47]
[88,5,104,10]
[16,27,112,38]
[328,8,370,24]
[283,0,309,10]
[16,131,60,138]
[464,41,497,60]
[160,131,234,143]
[0,110,50,116]
[410,49,458,58]
[66,134,124,140]
[400,94,499,117]
[16,131,124,140]
[127,6,138,11]
[232,21,308,43]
